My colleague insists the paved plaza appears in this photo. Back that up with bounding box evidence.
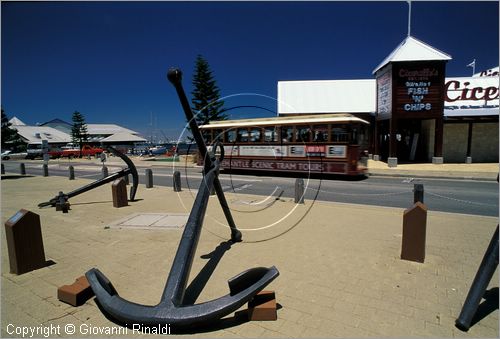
[1,163,498,338]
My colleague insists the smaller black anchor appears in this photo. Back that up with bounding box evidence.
[38,146,138,212]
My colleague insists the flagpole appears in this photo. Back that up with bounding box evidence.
[407,1,412,37]
[467,59,476,76]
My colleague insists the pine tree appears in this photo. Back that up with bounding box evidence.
[71,111,89,157]
[191,55,227,136]
[1,108,25,152]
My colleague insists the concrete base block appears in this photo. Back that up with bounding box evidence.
[387,157,398,168]
[373,154,380,161]
[248,290,277,321]
[466,157,472,164]
[432,157,443,164]
[58,276,94,306]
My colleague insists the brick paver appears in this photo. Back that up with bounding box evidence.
[1,174,498,337]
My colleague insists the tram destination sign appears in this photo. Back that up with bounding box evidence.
[221,158,346,174]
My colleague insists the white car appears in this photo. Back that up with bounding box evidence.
[1,150,28,160]
[1,150,12,160]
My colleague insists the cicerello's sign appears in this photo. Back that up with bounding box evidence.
[444,77,499,105]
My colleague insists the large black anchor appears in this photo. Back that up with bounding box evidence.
[38,146,138,212]
[85,68,279,329]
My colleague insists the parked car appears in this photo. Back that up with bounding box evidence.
[1,150,28,160]
[48,144,104,159]
[26,143,43,159]
[1,150,12,160]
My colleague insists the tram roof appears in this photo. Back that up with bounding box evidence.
[199,114,369,129]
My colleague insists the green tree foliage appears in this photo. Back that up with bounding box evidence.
[71,111,89,157]
[1,108,25,152]
[191,55,227,139]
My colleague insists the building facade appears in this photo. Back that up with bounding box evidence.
[277,36,499,165]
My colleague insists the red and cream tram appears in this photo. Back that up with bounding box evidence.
[200,114,369,176]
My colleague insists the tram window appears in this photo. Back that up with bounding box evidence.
[213,129,224,142]
[264,127,278,142]
[296,126,311,142]
[313,125,328,142]
[250,128,261,142]
[203,130,212,143]
[281,127,294,143]
[237,128,249,142]
[226,129,236,143]
[331,125,349,142]
[351,128,358,144]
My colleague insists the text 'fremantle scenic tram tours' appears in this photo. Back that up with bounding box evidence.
[200,114,370,176]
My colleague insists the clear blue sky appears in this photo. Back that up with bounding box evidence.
[2,1,498,141]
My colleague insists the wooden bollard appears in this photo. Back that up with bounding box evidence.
[4,209,47,274]
[112,178,128,208]
[401,202,427,263]
[145,169,153,188]
[69,165,75,180]
[58,276,94,306]
[20,163,26,175]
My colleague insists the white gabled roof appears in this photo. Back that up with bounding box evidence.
[86,124,138,135]
[9,117,26,126]
[278,79,376,115]
[372,35,452,74]
[13,126,72,144]
[101,133,147,143]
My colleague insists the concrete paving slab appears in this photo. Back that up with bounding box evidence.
[107,212,189,229]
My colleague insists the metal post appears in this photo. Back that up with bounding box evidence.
[69,166,75,180]
[145,169,153,188]
[456,225,499,331]
[20,163,26,175]
[43,164,49,177]
[102,166,108,178]
[173,171,182,192]
[295,178,305,204]
[1,163,5,175]
[413,183,424,204]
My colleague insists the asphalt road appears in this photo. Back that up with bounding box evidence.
[3,161,498,217]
